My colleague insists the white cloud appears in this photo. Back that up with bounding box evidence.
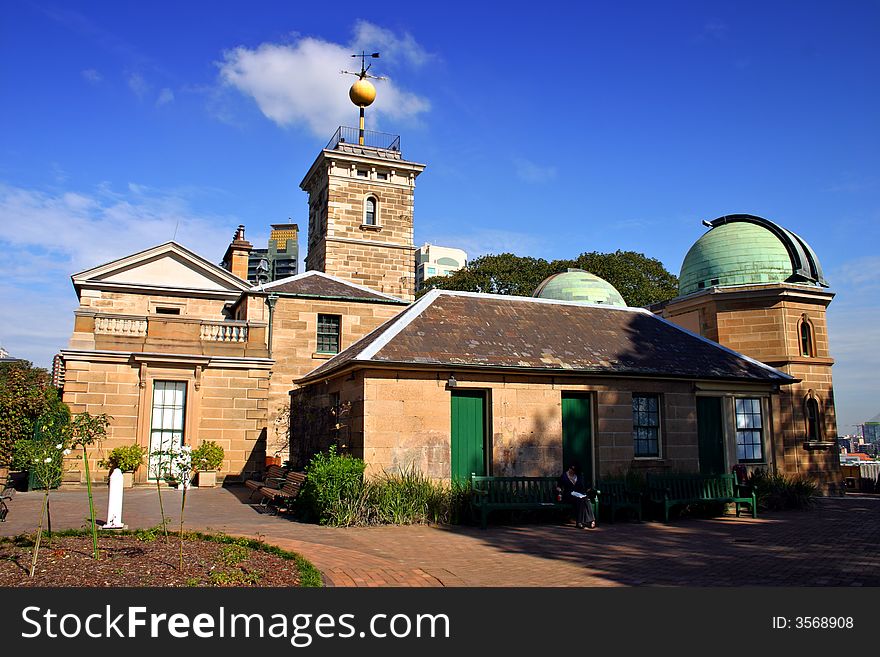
[127,72,150,99]
[513,157,557,184]
[832,255,880,291]
[156,87,175,106]
[0,182,244,367]
[217,21,431,136]
[350,20,433,69]
[81,68,102,84]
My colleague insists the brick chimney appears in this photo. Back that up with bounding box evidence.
[222,225,253,281]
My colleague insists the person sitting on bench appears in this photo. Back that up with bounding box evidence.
[557,464,597,529]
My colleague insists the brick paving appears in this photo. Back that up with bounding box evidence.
[2,485,878,587]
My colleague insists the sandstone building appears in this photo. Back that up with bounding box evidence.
[58,110,841,491]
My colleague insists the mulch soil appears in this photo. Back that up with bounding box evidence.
[0,533,303,587]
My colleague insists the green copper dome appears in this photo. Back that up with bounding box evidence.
[533,269,626,307]
[679,214,828,296]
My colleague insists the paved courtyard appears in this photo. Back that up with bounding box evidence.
[2,485,878,587]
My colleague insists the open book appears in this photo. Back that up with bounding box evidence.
[570,491,587,499]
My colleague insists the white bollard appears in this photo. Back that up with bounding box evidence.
[103,468,126,529]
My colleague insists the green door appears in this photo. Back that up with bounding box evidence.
[451,390,486,482]
[561,393,593,484]
[697,396,726,475]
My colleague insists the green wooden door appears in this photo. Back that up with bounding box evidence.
[561,393,593,484]
[451,390,486,482]
[697,396,726,475]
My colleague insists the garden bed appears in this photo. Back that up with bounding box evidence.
[0,530,322,587]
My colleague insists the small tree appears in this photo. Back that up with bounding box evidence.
[25,408,70,578]
[150,445,195,571]
[68,412,111,560]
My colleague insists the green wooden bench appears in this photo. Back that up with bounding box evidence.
[259,471,307,514]
[645,473,757,522]
[244,463,288,500]
[596,479,642,522]
[470,474,599,530]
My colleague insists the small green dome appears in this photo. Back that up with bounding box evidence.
[533,269,626,307]
[679,214,827,296]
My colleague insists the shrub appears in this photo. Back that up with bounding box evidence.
[746,468,818,510]
[299,446,366,524]
[306,465,472,527]
[191,441,224,471]
[10,405,70,489]
[99,444,146,472]
[0,361,67,467]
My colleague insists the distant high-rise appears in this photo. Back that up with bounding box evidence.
[415,243,467,290]
[248,223,300,283]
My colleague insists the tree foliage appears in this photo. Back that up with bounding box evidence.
[0,361,66,466]
[418,250,679,308]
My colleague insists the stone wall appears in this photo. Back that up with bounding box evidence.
[262,297,403,458]
[658,284,840,490]
[77,289,230,319]
[61,353,271,484]
[302,150,423,301]
[300,369,719,481]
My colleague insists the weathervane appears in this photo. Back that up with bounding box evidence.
[342,51,386,145]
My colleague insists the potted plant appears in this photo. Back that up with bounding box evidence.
[191,440,224,488]
[98,444,146,488]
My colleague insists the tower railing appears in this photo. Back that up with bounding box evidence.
[326,126,401,152]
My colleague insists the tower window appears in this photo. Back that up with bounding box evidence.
[799,316,815,357]
[806,397,821,441]
[376,171,388,180]
[364,197,378,226]
[357,169,368,178]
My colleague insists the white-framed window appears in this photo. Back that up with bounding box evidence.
[632,394,661,458]
[148,380,187,480]
[735,398,764,463]
[364,196,378,226]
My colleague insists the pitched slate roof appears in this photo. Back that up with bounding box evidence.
[298,290,794,384]
[254,271,408,304]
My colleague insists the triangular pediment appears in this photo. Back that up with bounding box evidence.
[73,242,250,294]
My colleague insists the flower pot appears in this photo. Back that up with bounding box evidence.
[122,471,134,488]
[265,456,281,467]
[196,471,217,488]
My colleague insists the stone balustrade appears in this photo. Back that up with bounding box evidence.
[200,321,248,343]
[72,311,267,357]
[94,315,148,336]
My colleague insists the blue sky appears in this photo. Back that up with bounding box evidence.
[1,1,878,432]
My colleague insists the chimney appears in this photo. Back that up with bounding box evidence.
[222,225,253,281]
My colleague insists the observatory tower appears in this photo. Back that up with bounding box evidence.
[299,52,425,301]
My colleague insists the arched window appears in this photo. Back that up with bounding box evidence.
[805,396,821,441]
[799,315,815,357]
[364,196,377,226]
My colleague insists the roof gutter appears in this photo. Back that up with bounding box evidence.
[296,359,798,387]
